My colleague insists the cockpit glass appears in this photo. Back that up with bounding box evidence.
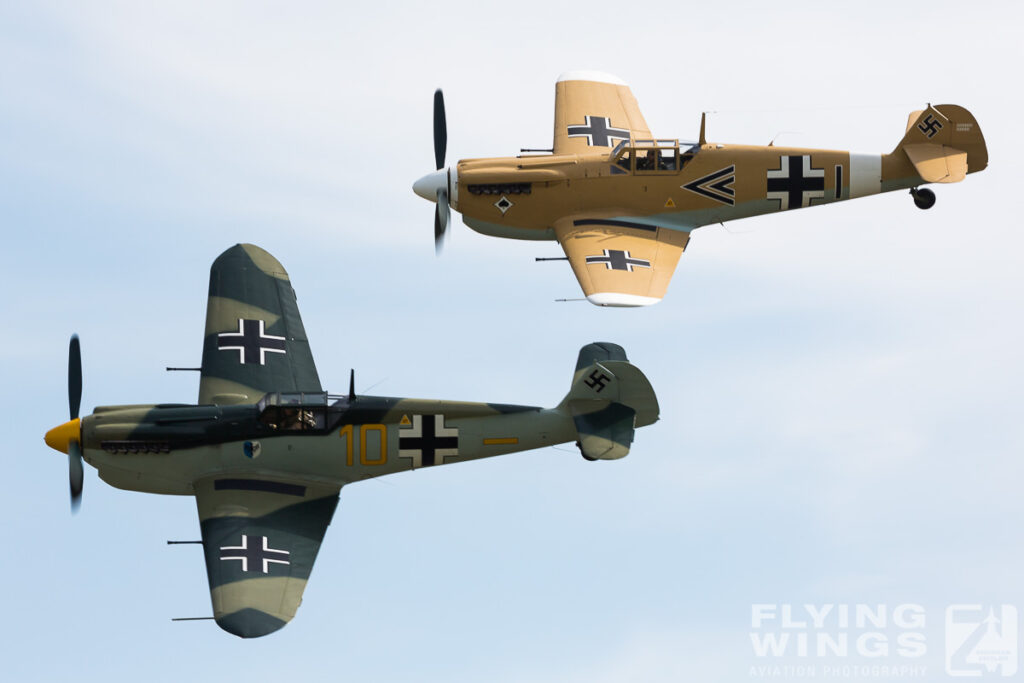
[658,148,677,171]
[258,392,328,431]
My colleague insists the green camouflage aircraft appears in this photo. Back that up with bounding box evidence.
[44,244,659,638]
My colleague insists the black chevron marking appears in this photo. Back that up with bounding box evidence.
[682,165,736,206]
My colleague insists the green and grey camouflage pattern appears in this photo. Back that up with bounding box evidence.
[45,244,659,638]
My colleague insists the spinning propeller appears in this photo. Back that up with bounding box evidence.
[413,89,452,254]
[44,335,85,512]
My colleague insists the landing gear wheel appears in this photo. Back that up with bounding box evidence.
[911,187,936,210]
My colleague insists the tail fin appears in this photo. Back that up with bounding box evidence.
[559,342,659,460]
[893,105,988,183]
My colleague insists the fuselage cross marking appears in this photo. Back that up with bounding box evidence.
[766,155,825,211]
[399,415,459,468]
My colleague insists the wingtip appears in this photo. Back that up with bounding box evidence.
[216,608,288,638]
[212,244,289,281]
[557,71,627,86]
[585,293,661,307]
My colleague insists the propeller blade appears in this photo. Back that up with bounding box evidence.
[433,89,447,170]
[434,205,444,254]
[68,334,81,420]
[437,189,449,232]
[69,440,83,513]
[434,187,451,255]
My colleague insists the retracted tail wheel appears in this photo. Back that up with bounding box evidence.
[911,187,936,210]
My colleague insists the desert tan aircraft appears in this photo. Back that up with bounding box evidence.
[43,244,658,638]
[414,71,988,307]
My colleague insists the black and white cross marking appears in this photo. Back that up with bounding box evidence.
[219,535,290,573]
[682,165,736,205]
[217,318,287,365]
[766,155,825,210]
[585,249,651,272]
[917,114,943,139]
[398,415,459,468]
[567,116,631,148]
[584,369,611,393]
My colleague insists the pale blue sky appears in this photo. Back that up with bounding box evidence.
[2,1,1022,681]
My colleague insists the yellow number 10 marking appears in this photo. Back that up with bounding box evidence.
[339,424,388,466]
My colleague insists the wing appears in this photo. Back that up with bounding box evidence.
[553,71,652,155]
[555,219,690,307]
[199,243,321,405]
[195,476,341,638]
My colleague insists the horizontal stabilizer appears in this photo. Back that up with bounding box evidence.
[902,144,968,183]
[573,402,636,460]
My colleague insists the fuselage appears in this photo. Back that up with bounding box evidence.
[449,140,932,241]
[72,393,573,496]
